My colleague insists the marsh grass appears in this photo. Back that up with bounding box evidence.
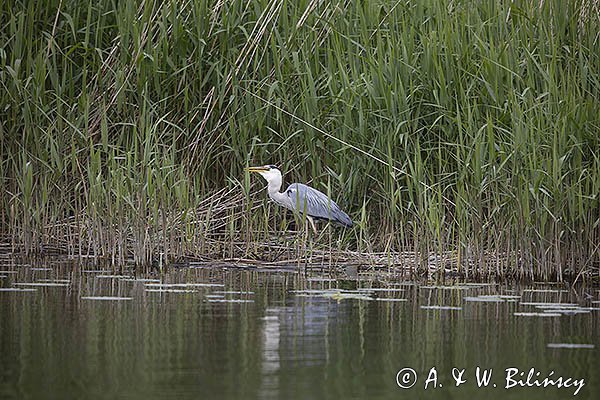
[0,0,599,280]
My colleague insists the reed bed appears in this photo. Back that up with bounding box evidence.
[1,0,599,280]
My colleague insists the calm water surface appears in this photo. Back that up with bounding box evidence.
[0,260,598,399]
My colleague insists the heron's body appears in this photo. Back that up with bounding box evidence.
[247,165,352,233]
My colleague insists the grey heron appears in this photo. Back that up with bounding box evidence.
[247,165,353,233]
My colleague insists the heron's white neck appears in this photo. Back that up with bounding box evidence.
[261,170,289,207]
[265,172,283,197]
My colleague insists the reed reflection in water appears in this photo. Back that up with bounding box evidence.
[0,260,598,399]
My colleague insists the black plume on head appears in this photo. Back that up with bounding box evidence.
[268,165,278,169]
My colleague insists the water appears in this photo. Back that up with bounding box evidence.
[0,260,598,399]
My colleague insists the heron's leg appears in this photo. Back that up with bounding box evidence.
[307,216,318,235]
[300,217,310,268]
[302,217,310,250]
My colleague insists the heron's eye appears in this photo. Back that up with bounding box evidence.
[268,165,277,169]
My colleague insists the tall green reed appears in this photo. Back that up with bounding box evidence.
[0,0,598,279]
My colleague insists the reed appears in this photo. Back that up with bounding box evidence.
[0,0,598,280]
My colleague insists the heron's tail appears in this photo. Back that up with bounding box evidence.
[335,211,353,228]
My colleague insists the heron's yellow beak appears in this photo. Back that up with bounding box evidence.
[246,166,268,173]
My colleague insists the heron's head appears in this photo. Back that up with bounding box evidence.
[246,165,281,184]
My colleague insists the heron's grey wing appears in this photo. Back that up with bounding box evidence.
[285,183,353,227]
